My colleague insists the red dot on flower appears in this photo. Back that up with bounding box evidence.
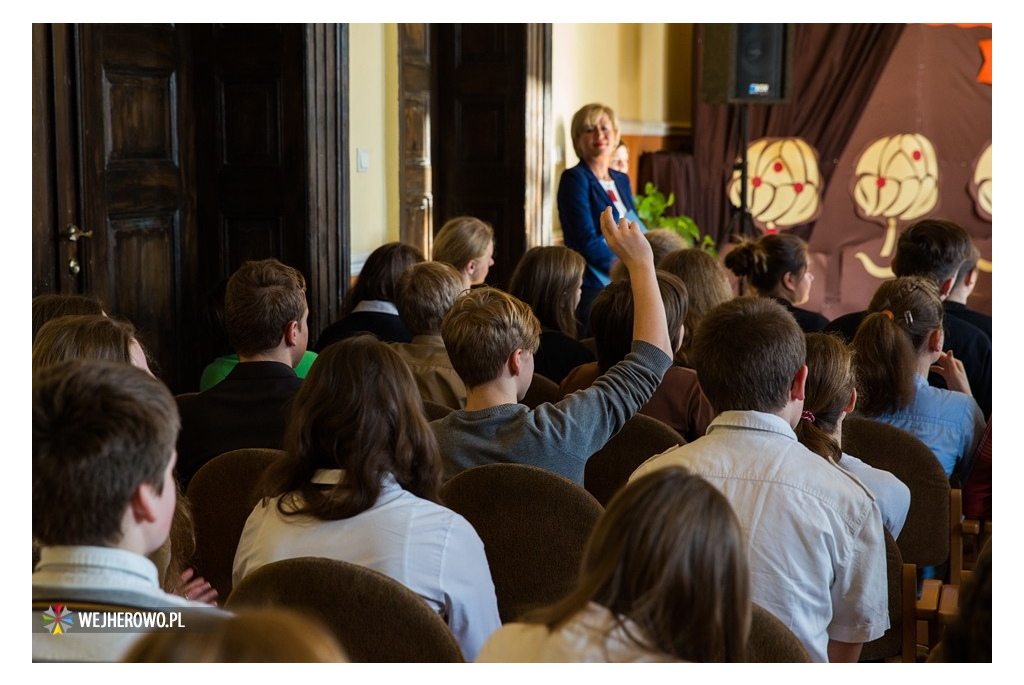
[752,177,762,188]
[773,162,784,172]
[876,177,886,188]
[912,150,922,161]
[793,182,804,193]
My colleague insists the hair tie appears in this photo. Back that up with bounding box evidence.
[881,309,894,321]
[801,410,815,423]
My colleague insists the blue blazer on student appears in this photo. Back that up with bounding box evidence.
[557,163,644,290]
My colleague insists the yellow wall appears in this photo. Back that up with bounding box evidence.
[348,23,400,270]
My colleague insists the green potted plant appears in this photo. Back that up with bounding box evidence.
[634,182,716,255]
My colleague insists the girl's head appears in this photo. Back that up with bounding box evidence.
[507,246,585,337]
[268,335,442,520]
[852,276,944,416]
[345,242,424,314]
[433,216,495,287]
[32,293,104,341]
[724,233,812,304]
[531,467,750,662]
[658,248,734,366]
[795,333,857,461]
[32,314,151,376]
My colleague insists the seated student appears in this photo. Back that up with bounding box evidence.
[725,232,828,332]
[390,261,468,409]
[176,258,309,488]
[432,215,495,289]
[33,360,223,662]
[32,293,104,341]
[315,242,423,351]
[657,247,734,368]
[944,244,991,340]
[609,229,687,282]
[851,277,985,479]
[826,219,991,418]
[124,608,348,663]
[630,296,889,663]
[432,208,673,484]
[476,466,750,663]
[962,417,992,521]
[198,278,317,391]
[232,336,500,661]
[507,245,595,385]
[558,271,713,443]
[797,333,911,537]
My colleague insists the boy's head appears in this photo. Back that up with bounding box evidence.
[891,219,974,294]
[225,259,308,363]
[395,262,466,336]
[441,287,540,389]
[591,271,688,373]
[952,243,981,298]
[33,360,180,551]
[693,296,806,414]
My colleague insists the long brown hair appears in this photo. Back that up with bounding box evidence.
[262,335,443,520]
[851,276,943,416]
[795,333,856,461]
[527,467,750,662]
[658,248,734,367]
[507,245,585,337]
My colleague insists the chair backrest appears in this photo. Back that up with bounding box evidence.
[225,556,464,662]
[521,373,560,409]
[184,447,284,599]
[746,603,811,662]
[422,399,454,422]
[859,528,917,662]
[842,416,950,567]
[584,413,684,506]
[439,463,603,623]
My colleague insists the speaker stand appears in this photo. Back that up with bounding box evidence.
[728,103,754,295]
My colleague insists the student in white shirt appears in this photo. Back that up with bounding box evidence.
[233,335,500,660]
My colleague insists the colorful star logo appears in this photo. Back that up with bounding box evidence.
[42,604,75,635]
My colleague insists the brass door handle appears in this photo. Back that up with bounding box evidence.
[68,259,81,275]
[65,224,93,242]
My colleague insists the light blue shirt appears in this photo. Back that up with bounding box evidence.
[873,374,985,478]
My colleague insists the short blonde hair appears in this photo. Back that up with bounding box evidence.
[395,261,466,336]
[441,287,541,389]
[432,216,494,273]
[570,103,620,159]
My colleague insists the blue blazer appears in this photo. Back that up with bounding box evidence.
[557,163,643,289]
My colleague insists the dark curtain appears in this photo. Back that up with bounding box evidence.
[688,23,906,247]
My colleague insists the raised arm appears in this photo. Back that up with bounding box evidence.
[599,206,672,358]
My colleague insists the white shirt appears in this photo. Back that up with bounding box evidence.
[233,469,501,661]
[32,546,217,662]
[476,602,680,663]
[631,411,889,663]
[838,452,911,538]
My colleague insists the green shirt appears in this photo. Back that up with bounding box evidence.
[199,351,317,391]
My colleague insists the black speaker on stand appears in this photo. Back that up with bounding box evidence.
[701,24,794,242]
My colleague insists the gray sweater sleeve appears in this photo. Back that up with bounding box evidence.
[527,340,672,461]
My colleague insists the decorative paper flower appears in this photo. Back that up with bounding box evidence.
[971,142,992,221]
[728,137,822,234]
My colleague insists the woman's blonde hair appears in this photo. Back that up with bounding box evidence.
[570,103,620,159]
[432,216,494,275]
[527,467,751,662]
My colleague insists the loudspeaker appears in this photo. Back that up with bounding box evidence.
[701,24,794,104]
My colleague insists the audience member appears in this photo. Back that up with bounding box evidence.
[124,608,348,663]
[477,467,750,663]
[507,245,595,384]
[432,216,495,289]
[944,244,991,340]
[431,208,673,484]
[796,333,911,537]
[610,229,687,282]
[314,242,423,351]
[851,277,984,479]
[826,219,991,418]
[725,232,827,332]
[175,258,308,488]
[33,314,151,375]
[630,296,888,663]
[33,360,222,662]
[391,261,468,409]
[962,416,992,521]
[232,336,500,661]
[658,247,734,368]
[32,293,104,341]
[559,271,713,442]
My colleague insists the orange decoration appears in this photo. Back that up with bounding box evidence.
[978,39,992,84]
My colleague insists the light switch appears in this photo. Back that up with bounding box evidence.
[357,147,369,173]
